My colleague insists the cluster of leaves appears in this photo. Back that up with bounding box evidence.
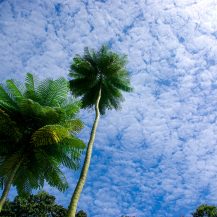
[76,210,87,217]
[192,204,217,217]
[0,191,87,217]
[0,73,85,195]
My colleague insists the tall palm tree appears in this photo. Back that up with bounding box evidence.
[0,73,85,212]
[68,45,132,216]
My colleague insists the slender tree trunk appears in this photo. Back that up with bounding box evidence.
[67,89,101,217]
[0,160,22,212]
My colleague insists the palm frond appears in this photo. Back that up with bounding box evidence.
[0,109,21,142]
[0,85,18,113]
[61,100,82,119]
[44,161,68,192]
[6,79,23,99]
[16,177,32,196]
[36,77,69,106]
[14,167,42,196]
[31,125,71,147]
[70,57,97,78]
[62,119,84,134]
[24,73,39,101]
[110,77,133,92]
[60,137,85,150]
[18,98,62,125]
[0,152,22,176]
[40,148,80,170]
[60,153,80,169]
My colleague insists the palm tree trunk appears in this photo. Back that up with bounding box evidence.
[0,160,22,212]
[67,89,101,217]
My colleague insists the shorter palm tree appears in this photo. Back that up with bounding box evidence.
[0,73,85,212]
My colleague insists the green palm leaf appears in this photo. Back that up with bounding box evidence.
[6,80,23,99]
[36,77,69,106]
[0,152,22,176]
[61,100,82,120]
[31,125,71,147]
[60,137,85,150]
[63,119,84,134]
[31,125,85,149]
[24,73,38,101]
[44,160,68,192]
[0,85,18,113]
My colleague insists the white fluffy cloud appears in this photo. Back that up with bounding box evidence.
[1,0,217,216]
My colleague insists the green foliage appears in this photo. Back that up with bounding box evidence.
[69,45,133,114]
[0,191,88,217]
[76,210,87,217]
[0,191,67,217]
[0,73,85,196]
[192,204,217,217]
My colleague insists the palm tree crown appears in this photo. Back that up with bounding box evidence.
[0,73,85,196]
[69,45,132,114]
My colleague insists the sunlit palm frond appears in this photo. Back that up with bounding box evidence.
[31,125,70,147]
[62,119,84,134]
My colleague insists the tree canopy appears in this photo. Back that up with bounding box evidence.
[0,191,87,217]
[0,73,85,209]
[69,45,132,114]
[192,204,217,217]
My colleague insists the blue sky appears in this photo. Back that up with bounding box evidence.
[1,0,217,216]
